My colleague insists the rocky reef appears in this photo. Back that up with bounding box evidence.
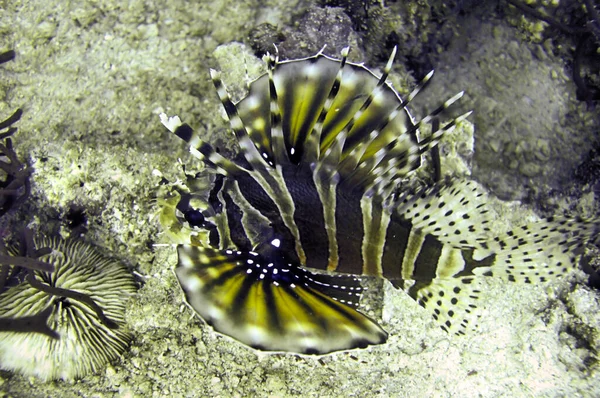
[0,0,599,396]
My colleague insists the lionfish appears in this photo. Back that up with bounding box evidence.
[158,47,598,355]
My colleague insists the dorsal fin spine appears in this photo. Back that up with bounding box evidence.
[304,47,350,164]
[336,69,434,179]
[159,112,246,176]
[321,48,396,158]
[209,69,272,169]
[266,53,289,166]
[379,46,397,85]
[417,111,472,154]
[344,103,467,189]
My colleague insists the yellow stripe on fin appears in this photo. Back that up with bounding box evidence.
[175,243,388,355]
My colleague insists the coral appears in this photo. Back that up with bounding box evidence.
[0,49,136,382]
[0,228,56,334]
[0,108,30,217]
[0,52,59,335]
[0,52,31,218]
[249,5,364,60]
[504,0,600,100]
[0,234,137,381]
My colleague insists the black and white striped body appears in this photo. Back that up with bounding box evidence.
[204,162,500,285]
[159,47,598,354]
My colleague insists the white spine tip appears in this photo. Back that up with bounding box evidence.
[456,111,473,123]
[159,113,182,133]
[390,46,398,61]
[209,68,221,80]
[385,46,398,71]
[450,91,465,103]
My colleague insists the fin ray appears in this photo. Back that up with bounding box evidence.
[472,217,600,283]
[175,244,387,354]
[396,180,493,246]
[407,277,482,335]
[159,113,246,176]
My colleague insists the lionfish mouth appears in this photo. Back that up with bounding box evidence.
[158,46,599,355]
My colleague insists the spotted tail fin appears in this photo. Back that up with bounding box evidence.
[175,243,388,354]
[391,180,599,334]
[472,216,600,283]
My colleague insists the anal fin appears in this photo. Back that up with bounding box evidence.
[407,277,482,335]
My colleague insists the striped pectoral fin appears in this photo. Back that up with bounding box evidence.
[175,245,387,355]
[407,277,483,335]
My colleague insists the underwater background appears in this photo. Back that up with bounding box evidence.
[1,0,600,396]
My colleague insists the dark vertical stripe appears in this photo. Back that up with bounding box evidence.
[263,282,282,333]
[208,226,220,248]
[412,234,443,280]
[334,185,365,275]
[205,176,225,248]
[381,212,411,280]
[457,249,497,277]
[235,172,297,259]
[282,165,329,270]
[235,173,280,219]
[222,191,252,251]
[208,175,225,214]
[231,273,260,326]
[407,280,432,303]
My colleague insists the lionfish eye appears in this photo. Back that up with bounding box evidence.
[183,208,205,227]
